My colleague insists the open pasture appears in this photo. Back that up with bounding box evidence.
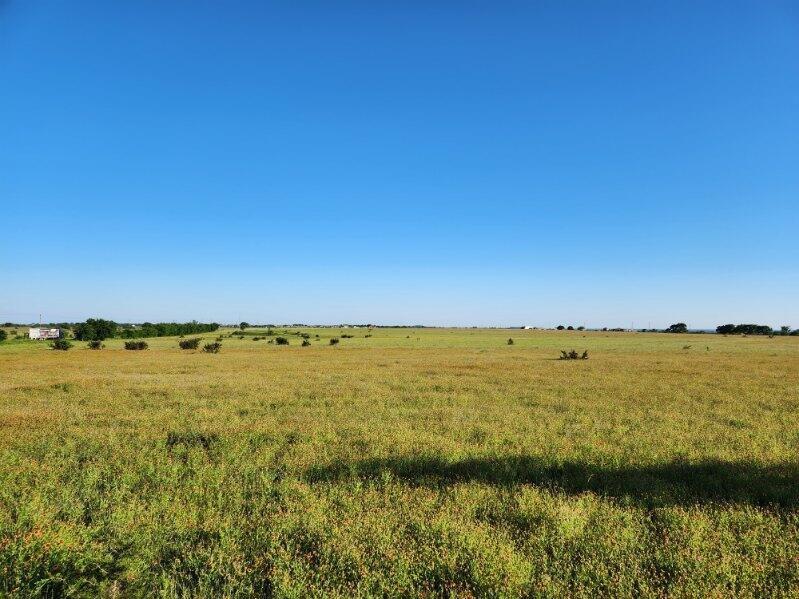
[1,328,798,597]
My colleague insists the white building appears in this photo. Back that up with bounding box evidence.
[29,328,60,340]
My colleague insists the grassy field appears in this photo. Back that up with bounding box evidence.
[1,327,798,597]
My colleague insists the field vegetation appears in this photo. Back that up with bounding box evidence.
[1,327,798,596]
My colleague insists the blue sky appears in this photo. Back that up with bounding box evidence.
[2,1,797,327]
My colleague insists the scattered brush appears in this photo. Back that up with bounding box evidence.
[330,338,340,345]
[560,349,588,360]
[87,340,104,350]
[302,339,311,347]
[124,341,148,350]
[51,339,73,351]
[683,345,692,350]
[507,338,514,345]
[178,338,201,350]
[203,342,222,353]
[275,337,289,345]
[166,431,218,453]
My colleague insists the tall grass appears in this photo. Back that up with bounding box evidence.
[0,329,797,596]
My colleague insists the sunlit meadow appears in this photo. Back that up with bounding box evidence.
[1,328,798,597]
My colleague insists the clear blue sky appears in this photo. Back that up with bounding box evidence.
[2,2,797,327]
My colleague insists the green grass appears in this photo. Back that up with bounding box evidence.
[1,328,798,597]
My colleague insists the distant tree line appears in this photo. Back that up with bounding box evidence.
[120,322,220,339]
[72,318,219,341]
[716,324,784,336]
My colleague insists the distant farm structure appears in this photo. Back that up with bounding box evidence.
[29,328,60,340]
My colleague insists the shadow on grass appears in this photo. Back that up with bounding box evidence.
[306,454,799,508]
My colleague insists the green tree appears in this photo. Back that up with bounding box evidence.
[665,323,688,333]
[74,318,117,341]
[240,322,249,330]
[0,329,7,342]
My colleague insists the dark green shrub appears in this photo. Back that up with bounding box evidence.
[166,431,218,453]
[365,334,372,338]
[666,323,688,333]
[275,337,289,345]
[329,338,339,345]
[559,349,588,360]
[556,325,565,330]
[567,326,574,331]
[507,338,514,345]
[302,339,311,347]
[203,342,222,353]
[179,338,201,350]
[341,334,354,338]
[0,329,7,342]
[124,340,148,350]
[51,338,73,351]
[87,340,104,350]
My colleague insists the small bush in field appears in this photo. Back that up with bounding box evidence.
[365,334,372,338]
[203,342,222,353]
[341,334,354,338]
[125,340,148,350]
[302,339,311,347]
[179,338,201,350]
[166,431,218,453]
[559,349,588,360]
[51,338,73,351]
[275,337,289,345]
[87,340,104,350]
[329,338,339,345]
[507,338,514,345]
